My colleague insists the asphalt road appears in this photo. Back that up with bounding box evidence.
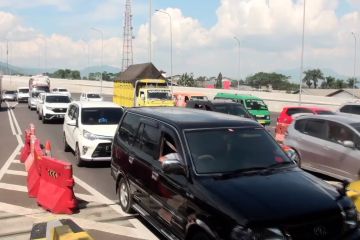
[0,94,280,239]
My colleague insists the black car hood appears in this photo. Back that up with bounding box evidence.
[195,168,341,225]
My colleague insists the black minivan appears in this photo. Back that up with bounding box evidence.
[111,107,360,240]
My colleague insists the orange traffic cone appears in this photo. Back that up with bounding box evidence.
[45,140,52,157]
[30,123,35,136]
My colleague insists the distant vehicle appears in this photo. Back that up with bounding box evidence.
[284,114,360,181]
[214,92,271,125]
[111,107,360,240]
[0,75,2,109]
[275,106,334,142]
[113,63,174,107]
[338,102,360,116]
[38,93,71,123]
[186,99,254,120]
[36,92,46,113]
[173,92,208,107]
[28,75,50,110]
[80,92,103,102]
[63,101,124,166]
[2,90,17,101]
[16,87,30,103]
[52,88,71,97]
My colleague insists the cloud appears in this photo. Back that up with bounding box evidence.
[0,0,72,11]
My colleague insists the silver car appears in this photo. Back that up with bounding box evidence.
[284,115,360,181]
[2,90,17,101]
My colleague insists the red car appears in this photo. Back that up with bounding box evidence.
[275,106,333,142]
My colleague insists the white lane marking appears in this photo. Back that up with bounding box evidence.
[75,193,103,203]
[6,104,16,136]
[13,160,21,164]
[0,103,23,182]
[0,183,27,192]
[73,176,158,240]
[6,170,27,176]
[9,107,22,136]
[0,202,150,240]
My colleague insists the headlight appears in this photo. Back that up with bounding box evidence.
[46,106,53,110]
[83,129,101,141]
[231,226,286,240]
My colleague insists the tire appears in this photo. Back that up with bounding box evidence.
[63,133,71,152]
[42,115,47,124]
[190,231,213,240]
[38,113,41,120]
[118,177,134,213]
[75,144,84,167]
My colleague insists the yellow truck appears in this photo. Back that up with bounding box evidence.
[113,63,174,107]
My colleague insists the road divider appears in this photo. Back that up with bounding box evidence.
[30,219,94,240]
[21,123,78,214]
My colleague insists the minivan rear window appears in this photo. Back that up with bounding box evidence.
[287,108,312,116]
[81,108,123,125]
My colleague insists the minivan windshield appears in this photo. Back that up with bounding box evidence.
[245,99,268,110]
[88,94,101,98]
[46,95,71,103]
[147,90,172,100]
[5,91,16,94]
[185,128,292,174]
[18,89,29,93]
[81,108,123,125]
[213,104,252,118]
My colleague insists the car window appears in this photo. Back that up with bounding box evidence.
[327,121,356,145]
[303,119,326,139]
[245,99,268,110]
[185,128,292,174]
[81,108,123,125]
[45,95,71,103]
[140,123,160,159]
[294,119,306,132]
[88,94,101,98]
[213,104,252,118]
[68,105,75,119]
[350,123,360,134]
[316,110,334,115]
[59,89,68,92]
[340,105,353,113]
[18,89,29,93]
[286,108,313,116]
[118,113,141,145]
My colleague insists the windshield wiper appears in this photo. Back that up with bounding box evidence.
[217,167,268,178]
[266,161,294,169]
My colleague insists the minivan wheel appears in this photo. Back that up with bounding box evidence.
[190,231,213,240]
[75,144,84,167]
[63,134,71,152]
[38,113,42,120]
[118,178,134,213]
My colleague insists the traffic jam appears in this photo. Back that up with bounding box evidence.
[2,63,360,240]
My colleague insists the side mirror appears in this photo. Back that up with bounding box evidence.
[67,119,77,127]
[161,157,185,175]
[343,140,355,149]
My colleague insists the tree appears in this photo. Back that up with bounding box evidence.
[322,76,336,89]
[347,77,357,89]
[335,79,345,89]
[245,72,294,91]
[215,72,223,89]
[178,73,196,87]
[302,69,324,88]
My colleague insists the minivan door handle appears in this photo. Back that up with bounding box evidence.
[129,155,134,164]
[151,171,159,181]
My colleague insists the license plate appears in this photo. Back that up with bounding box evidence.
[58,115,64,118]
[257,115,265,117]
[258,120,266,124]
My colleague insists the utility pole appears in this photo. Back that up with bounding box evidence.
[234,36,241,91]
[298,0,306,106]
[122,0,134,71]
[351,32,357,98]
[149,0,152,62]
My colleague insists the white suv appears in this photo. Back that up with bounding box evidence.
[338,102,360,116]
[80,92,103,101]
[39,93,71,123]
[63,101,123,166]
[17,87,29,103]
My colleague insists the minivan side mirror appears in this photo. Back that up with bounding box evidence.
[161,157,186,176]
[67,119,77,127]
[343,140,355,149]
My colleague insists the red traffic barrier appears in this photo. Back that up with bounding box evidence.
[27,140,43,198]
[275,122,289,143]
[45,140,51,157]
[37,156,77,214]
[30,123,35,136]
[20,129,32,163]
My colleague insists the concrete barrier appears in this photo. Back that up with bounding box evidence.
[2,75,354,112]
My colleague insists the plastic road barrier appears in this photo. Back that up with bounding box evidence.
[37,156,77,214]
[275,122,289,143]
[20,129,32,162]
[25,135,37,172]
[30,219,94,240]
[27,139,43,198]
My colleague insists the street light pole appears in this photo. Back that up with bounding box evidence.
[149,0,152,62]
[155,10,173,93]
[234,36,241,91]
[299,0,306,106]
[351,32,357,98]
[91,27,104,95]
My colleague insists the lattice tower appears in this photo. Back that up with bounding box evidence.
[122,0,133,71]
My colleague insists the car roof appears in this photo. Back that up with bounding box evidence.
[296,114,360,124]
[44,93,70,97]
[73,101,122,109]
[17,87,29,89]
[215,92,261,100]
[173,92,206,96]
[283,106,331,111]
[340,102,360,106]
[127,107,259,129]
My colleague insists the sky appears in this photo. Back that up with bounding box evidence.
[0,0,360,79]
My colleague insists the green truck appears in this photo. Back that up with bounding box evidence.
[214,92,271,125]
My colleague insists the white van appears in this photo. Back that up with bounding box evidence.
[17,87,29,103]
